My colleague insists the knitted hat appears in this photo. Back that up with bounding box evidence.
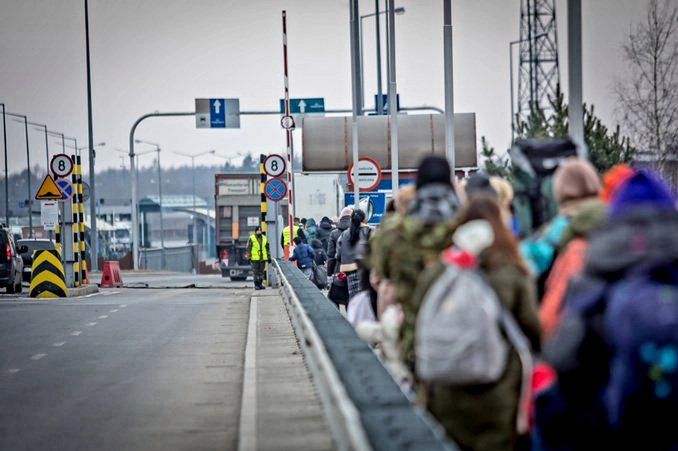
[600,164,635,203]
[340,206,354,217]
[609,170,676,218]
[552,158,601,206]
[416,156,452,188]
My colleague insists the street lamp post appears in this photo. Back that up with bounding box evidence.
[6,113,33,237]
[135,140,165,270]
[83,0,98,271]
[1,104,8,227]
[173,150,215,248]
[360,5,405,114]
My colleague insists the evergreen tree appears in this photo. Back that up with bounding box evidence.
[480,137,511,180]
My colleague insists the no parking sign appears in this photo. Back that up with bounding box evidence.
[264,177,288,202]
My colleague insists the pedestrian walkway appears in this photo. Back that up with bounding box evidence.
[239,290,334,451]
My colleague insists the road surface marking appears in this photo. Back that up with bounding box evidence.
[30,353,47,360]
[102,291,120,296]
[98,315,108,319]
[84,293,99,298]
[87,322,97,326]
[120,304,127,308]
[109,309,118,313]
[52,341,66,347]
[8,368,20,374]
[238,296,258,451]
[71,331,83,336]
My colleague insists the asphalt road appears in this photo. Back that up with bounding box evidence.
[0,287,251,450]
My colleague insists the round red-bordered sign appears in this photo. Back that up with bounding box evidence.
[348,157,382,192]
[263,154,286,178]
[280,115,295,130]
[264,177,288,202]
[50,154,74,178]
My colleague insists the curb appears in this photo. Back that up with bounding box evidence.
[67,284,100,298]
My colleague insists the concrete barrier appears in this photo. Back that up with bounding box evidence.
[139,245,198,272]
[273,259,458,451]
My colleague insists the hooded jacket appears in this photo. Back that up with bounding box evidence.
[327,215,351,275]
[316,217,333,251]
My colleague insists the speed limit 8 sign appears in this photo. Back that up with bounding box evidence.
[263,154,286,178]
[50,154,74,178]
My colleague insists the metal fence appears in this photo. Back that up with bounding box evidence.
[139,245,197,272]
[273,259,457,451]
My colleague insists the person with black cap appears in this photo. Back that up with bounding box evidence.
[369,155,461,370]
[247,226,270,290]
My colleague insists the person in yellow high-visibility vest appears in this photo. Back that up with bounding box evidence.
[247,226,270,290]
[280,218,301,258]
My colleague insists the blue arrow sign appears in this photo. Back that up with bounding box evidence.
[210,98,226,128]
[344,192,386,224]
[279,98,325,115]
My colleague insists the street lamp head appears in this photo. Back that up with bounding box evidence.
[395,7,405,15]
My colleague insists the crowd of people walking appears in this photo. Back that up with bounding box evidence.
[277,151,677,450]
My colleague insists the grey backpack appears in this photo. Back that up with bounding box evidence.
[416,264,532,387]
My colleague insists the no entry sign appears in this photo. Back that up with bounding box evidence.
[348,157,382,192]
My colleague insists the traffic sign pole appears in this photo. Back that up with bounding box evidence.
[282,11,295,254]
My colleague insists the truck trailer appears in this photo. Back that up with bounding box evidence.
[215,173,287,281]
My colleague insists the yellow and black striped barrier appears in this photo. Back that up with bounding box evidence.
[29,250,68,298]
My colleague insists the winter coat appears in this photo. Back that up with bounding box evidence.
[305,219,318,242]
[540,199,606,336]
[311,240,327,266]
[414,258,541,451]
[328,215,351,275]
[542,194,678,449]
[369,183,461,368]
[316,217,333,251]
[336,225,371,273]
[289,242,316,270]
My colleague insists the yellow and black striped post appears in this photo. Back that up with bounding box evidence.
[259,154,267,234]
[29,250,68,298]
[55,224,62,256]
[71,154,81,287]
[76,155,88,285]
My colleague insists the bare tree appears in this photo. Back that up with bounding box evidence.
[616,0,678,170]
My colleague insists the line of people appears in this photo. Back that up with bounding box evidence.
[319,154,678,450]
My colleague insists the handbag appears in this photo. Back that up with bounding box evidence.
[328,273,349,304]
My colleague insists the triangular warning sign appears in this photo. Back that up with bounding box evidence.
[35,174,64,200]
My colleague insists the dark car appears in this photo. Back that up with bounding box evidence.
[17,238,55,283]
[0,227,26,293]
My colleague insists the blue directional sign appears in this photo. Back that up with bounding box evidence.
[279,98,325,115]
[264,177,288,202]
[372,93,400,115]
[195,98,240,129]
[210,98,226,127]
[344,192,387,224]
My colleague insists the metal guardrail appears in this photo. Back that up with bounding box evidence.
[273,259,458,451]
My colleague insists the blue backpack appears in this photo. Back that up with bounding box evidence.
[604,266,678,429]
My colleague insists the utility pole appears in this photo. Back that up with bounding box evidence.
[84,0,98,270]
[350,0,361,202]
[375,0,384,116]
[443,0,455,173]
[387,0,399,190]
[567,0,586,159]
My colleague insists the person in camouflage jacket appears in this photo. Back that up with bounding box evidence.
[370,156,461,369]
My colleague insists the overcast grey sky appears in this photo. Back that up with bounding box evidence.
[0,0,649,174]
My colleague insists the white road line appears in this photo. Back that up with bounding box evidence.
[52,341,66,347]
[87,322,97,326]
[238,296,258,451]
[102,291,120,296]
[30,353,47,361]
[98,315,108,319]
[84,293,99,298]
[109,309,118,313]
[120,304,127,308]
[8,368,20,374]
[70,331,83,336]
